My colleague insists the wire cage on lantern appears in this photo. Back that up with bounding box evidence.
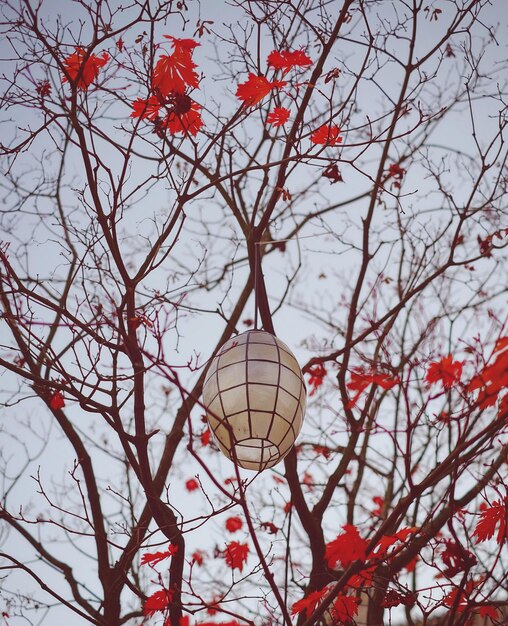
[202,330,307,471]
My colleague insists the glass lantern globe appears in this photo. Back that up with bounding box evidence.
[202,330,307,471]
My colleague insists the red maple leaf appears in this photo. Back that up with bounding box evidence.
[440,539,477,577]
[331,594,360,623]
[267,106,290,127]
[388,163,405,180]
[141,543,178,566]
[225,516,243,533]
[442,578,478,612]
[325,525,367,568]
[62,47,109,90]
[143,589,172,616]
[291,586,328,617]
[235,74,286,107]
[163,100,203,136]
[224,541,248,572]
[49,391,65,410]
[310,123,342,146]
[346,369,399,408]
[185,478,199,492]
[381,589,416,609]
[36,80,51,97]
[200,428,211,446]
[307,363,326,396]
[425,355,463,390]
[467,338,508,410]
[192,550,205,566]
[473,498,507,544]
[260,521,279,534]
[476,605,499,620]
[163,36,200,55]
[372,496,384,516]
[131,95,162,121]
[152,38,199,97]
[267,49,312,75]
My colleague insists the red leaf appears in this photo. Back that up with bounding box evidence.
[141,544,178,566]
[267,106,290,127]
[307,363,326,396]
[346,369,399,408]
[116,38,124,52]
[163,36,200,54]
[36,80,51,97]
[185,478,199,492]
[260,521,279,534]
[192,550,205,566]
[310,124,342,146]
[325,525,367,568]
[425,355,463,390]
[381,589,416,609]
[235,74,286,107]
[143,589,172,616]
[476,605,499,619]
[322,163,343,183]
[225,516,243,533]
[331,594,360,623]
[388,163,405,180]
[267,49,312,75]
[291,587,328,617]
[62,47,109,90]
[224,541,248,572]
[440,539,477,577]
[473,498,507,544]
[200,428,211,446]
[131,95,162,121]
[152,41,199,97]
[49,391,65,410]
[163,100,203,136]
[372,496,384,516]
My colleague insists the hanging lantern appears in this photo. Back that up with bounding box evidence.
[202,330,306,471]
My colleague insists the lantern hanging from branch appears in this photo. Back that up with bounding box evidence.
[202,330,307,471]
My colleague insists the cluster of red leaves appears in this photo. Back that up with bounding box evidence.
[141,543,178,567]
[307,363,326,396]
[291,586,359,624]
[223,541,248,572]
[468,337,508,415]
[267,106,290,127]
[425,355,463,390]
[346,369,399,408]
[131,37,203,137]
[473,498,507,544]
[49,391,65,410]
[225,516,243,533]
[62,47,109,90]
